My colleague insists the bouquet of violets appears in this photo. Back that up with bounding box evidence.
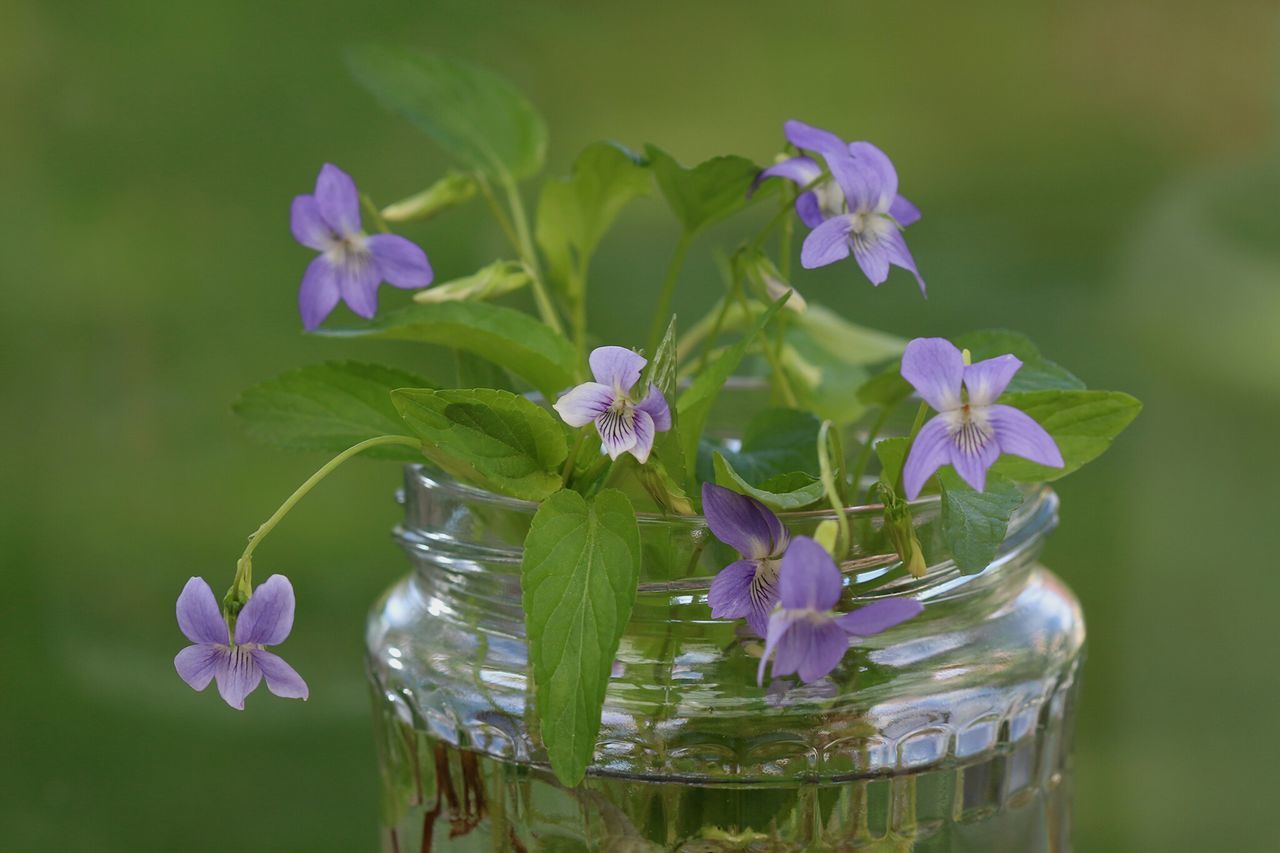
[172,46,1140,788]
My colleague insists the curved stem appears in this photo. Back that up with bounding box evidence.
[501,177,566,337]
[646,232,693,354]
[850,403,896,503]
[228,435,422,604]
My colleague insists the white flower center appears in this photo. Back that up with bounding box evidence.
[942,404,994,456]
[323,231,370,268]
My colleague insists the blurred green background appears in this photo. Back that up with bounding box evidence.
[4,1,1278,850]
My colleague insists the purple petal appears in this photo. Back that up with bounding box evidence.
[852,234,890,285]
[901,337,964,412]
[783,119,846,153]
[755,156,823,191]
[291,195,335,251]
[758,610,800,685]
[176,577,226,645]
[335,252,382,320]
[847,141,898,213]
[597,406,638,460]
[235,574,296,647]
[881,229,926,296]
[777,536,842,612]
[629,408,656,464]
[707,559,759,622]
[553,382,614,427]
[800,215,853,269]
[175,643,225,692]
[701,483,786,560]
[949,427,1001,493]
[298,256,341,332]
[889,195,921,227]
[368,233,433,289]
[773,619,849,684]
[214,646,262,710]
[314,163,361,236]
[249,649,309,700]
[835,598,923,636]
[902,416,952,500]
[820,148,877,214]
[964,355,1022,407]
[988,404,1064,469]
[794,192,826,229]
[588,346,646,392]
[635,384,671,432]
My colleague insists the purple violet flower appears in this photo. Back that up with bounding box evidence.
[757,120,924,293]
[900,337,1065,499]
[174,574,308,710]
[291,164,434,330]
[702,483,790,636]
[758,537,923,685]
[553,346,671,463]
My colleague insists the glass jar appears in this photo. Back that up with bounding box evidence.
[367,462,1083,852]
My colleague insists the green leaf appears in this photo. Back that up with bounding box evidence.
[874,436,911,488]
[536,141,650,299]
[856,361,913,408]
[452,350,513,392]
[938,469,1024,573]
[717,407,821,482]
[992,390,1142,482]
[233,361,434,460]
[677,293,790,485]
[784,306,906,424]
[954,329,1085,393]
[391,388,567,501]
[712,453,825,511]
[645,145,764,235]
[345,45,546,180]
[412,260,529,304]
[643,316,686,487]
[381,171,477,222]
[522,488,640,786]
[320,301,577,400]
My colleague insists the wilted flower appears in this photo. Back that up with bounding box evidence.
[291,163,434,330]
[553,346,671,463]
[702,483,790,636]
[174,574,308,710]
[759,537,922,685]
[758,120,924,293]
[900,337,1064,499]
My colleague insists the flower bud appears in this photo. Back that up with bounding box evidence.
[381,171,477,222]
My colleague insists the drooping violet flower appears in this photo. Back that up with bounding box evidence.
[900,337,1064,499]
[702,483,790,636]
[759,120,924,293]
[758,537,923,685]
[174,574,308,710]
[553,346,671,463]
[291,164,434,330]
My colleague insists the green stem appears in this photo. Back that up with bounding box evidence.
[561,430,587,486]
[646,232,693,355]
[501,177,566,338]
[474,174,521,249]
[850,404,896,503]
[893,402,931,497]
[360,194,390,234]
[228,435,421,606]
[818,420,851,557]
[733,282,797,406]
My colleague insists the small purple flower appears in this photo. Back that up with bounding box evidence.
[174,574,308,710]
[702,483,789,636]
[758,537,923,685]
[900,338,1065,499]
[757,120,924,293]
[553,346,671,463]
[291,164,434,331]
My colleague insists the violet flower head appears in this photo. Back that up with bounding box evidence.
[174,574,308,710]
[900,338,1065,499]
[291,164,434,330]
[553,346,671,463]
[759,537,923,685]
[702,483,790,636]
[757,120,924,293]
